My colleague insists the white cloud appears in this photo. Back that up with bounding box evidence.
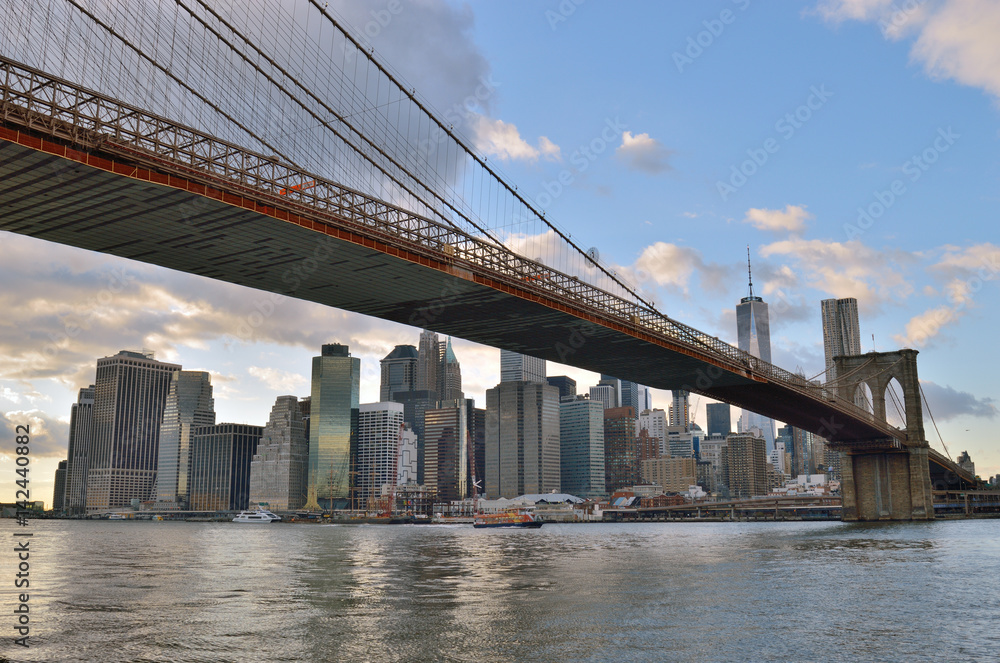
[815,0,895,22]
[472,115,561,163]
[760,238,916,314]
[247,367,308,393]
[743,205,813,234]
[624,242,733,297]
[0,409,69,457]
[817,0,1000,102]
[894,304,962,347]
[615,131,673,174]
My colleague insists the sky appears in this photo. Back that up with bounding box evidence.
[2,0,999,506]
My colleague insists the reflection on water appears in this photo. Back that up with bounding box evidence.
[1,519,998,662]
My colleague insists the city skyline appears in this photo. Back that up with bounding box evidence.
[3,1,999,506]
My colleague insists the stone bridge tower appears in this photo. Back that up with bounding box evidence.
[831,349,934,521]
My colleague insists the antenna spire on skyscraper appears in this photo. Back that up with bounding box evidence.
[746,245,755,298]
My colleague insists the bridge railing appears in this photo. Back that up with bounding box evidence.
[0,55,899,441]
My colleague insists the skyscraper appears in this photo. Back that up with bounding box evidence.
[189,423,262,511]
[437,338,464,403]
[725,432,768,498]
[379,344,418,401]
[86,350,180,513]
[416,330,440,397]
[154,371,215,508]
[598,375,622,408]
[53,460,68,512]
[64,385,95,515]
[249,396,310,510]
[559,397,606,500]
[424,401,468,502]
[589,384,617,410]
[620,380,640,413]
[821,298,862,385]
[305,343,360,511]
[604,406,639,493]
[485,380,560,498]
[736,250,775,451]
[670,390,690,431]
[546,376,577,400]
[465,399,486,496]
[500,349,546,383]
[706,403,732,437]
[356,402,407,509]
[639,408,668,456]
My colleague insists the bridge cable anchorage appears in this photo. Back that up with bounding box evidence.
[304,0,661,314]
[61,0,301,172]
[919,382,952,461]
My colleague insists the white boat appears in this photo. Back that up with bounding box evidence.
[232,507,281,523]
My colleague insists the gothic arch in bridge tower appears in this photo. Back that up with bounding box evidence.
[832,349,934,521]
[832,349,925,444]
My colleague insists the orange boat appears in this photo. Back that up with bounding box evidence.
[473,510,543,529]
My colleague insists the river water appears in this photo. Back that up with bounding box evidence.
[0,519,997,662]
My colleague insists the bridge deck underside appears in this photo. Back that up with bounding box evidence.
[0,138,893,442]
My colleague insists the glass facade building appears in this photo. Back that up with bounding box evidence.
[706,402,732,437]
[189,423,262,511]
[379,344,418,401]
[306,344,360,510]
[155,371,216,507]
[424,401,468,502]
[559,397,605,500]
[485,381,560,499]
[737,262,775,451]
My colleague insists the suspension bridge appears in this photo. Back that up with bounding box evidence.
[0,0,977,520]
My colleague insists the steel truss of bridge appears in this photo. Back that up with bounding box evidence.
[0,56,909,444]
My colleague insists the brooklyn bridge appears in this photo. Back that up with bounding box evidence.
[0,0,978,520]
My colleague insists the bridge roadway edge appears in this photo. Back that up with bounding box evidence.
[0,126,936,447]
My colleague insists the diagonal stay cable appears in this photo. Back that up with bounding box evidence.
[306,0,662,314]
[181,0,505,249]
[61,0,299,171]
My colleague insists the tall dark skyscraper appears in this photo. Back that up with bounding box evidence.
[465,399,486,496]
[189,423,262,511]
[305,343,360,510]
[424,401,468,502]
[736,251,775,451]
[416,330,440,396]
[604,406,639,493]
[546,376,577,400]
[379,344,418,401]
[154,371,215,508]
[52,460,67,512]
[620,380,640,413]
[485,381,560,498]
[706,402,732,437]
[64,385,95,515]
[86,350,180,513]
